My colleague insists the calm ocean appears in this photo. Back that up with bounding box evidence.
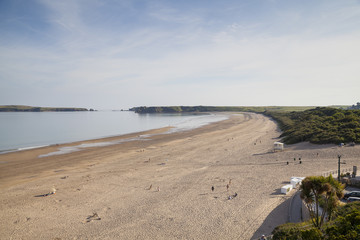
[0,111,228,152]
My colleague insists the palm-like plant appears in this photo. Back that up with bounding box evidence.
[300,175,344,228]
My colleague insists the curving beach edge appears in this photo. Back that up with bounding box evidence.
[1,112,359,239]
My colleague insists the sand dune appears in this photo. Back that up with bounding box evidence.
[1,112,359,239]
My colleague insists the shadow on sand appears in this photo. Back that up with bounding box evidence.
[252,151,274,156]
[270,188,283,195]
[250,197,291,240]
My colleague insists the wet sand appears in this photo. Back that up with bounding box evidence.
[1,112,359,239]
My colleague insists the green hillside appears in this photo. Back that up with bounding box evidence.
[265,107,360,144]
[130,105,358,145]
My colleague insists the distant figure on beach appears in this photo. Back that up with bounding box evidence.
[211,186,214,192]
[294,158,296,161]
[287,161,289,165]
[299,160,302,164]
[260,234,267,240]
[148,184,152,190]
[226,184,229,191]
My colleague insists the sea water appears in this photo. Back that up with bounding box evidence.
[0,111,228,152]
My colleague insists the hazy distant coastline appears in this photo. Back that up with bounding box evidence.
[129,105,319,114]
[0,105,89,112]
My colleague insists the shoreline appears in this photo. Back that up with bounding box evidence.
[0,126,173,156]
[0,112,229,153]
[0,113,233,189]
[0,125,173,189]
[1,112,360,239]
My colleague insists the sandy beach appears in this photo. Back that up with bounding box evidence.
[1,112,359,240]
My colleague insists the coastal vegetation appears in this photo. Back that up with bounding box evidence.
[272,202,360,239]
[0,105,88,112]
[273,176,360,239]
[264,107,360,144]
[131,105,359,145]
[299,175,344,229]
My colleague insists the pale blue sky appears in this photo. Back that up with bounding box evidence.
[1,0,359,109]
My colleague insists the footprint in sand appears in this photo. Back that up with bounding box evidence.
[84,213,101,223]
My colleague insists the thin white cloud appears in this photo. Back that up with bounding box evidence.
[1,0,360,109]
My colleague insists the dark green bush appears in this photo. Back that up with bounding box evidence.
[272,222,322,240]
[272,202,360,239]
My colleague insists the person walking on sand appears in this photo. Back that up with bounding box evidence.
[226,184,229,191]
[211,186,214,192]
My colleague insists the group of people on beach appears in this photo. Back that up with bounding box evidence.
[211,179,237,200]
[286,157,303,165]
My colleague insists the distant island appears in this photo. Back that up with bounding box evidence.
[0,105,89,112]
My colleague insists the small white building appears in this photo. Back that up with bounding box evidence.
[281,184,293,194]
[274,142,284,151]
[290,177,305,188]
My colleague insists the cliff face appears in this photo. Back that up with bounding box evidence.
[0,105,88,112]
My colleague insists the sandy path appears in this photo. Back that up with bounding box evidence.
[0,112,359,240]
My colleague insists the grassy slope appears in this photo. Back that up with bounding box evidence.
[265,107,360,144]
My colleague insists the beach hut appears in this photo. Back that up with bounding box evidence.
[290,177,305,188]
[274,142,284,151]
[281,184,293,194]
